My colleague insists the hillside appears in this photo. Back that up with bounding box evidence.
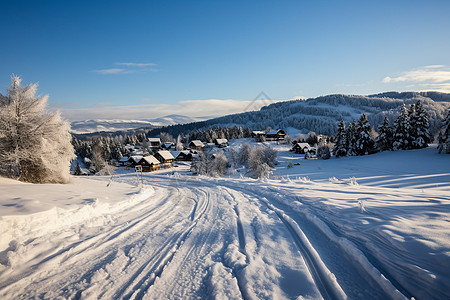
[70,115,206,134]
[148,91,450,137]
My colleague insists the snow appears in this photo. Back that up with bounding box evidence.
[0,144,449,299]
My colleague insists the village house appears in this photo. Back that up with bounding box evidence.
[161,142,175,150]
[154,150,175,167]
[266,129,287,141]
[214,138,228,148]
[251,131,266,138]
[170,150,193,161]
[137,155,160,172]
[291,142,316,154]
[148,138,161,150]
[189,140,205,151]
[126,155,143,169]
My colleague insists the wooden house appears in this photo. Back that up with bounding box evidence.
[171,150,192,161]
[161,142,175,150]
[266,129,287,141]
[155,150,175,166]
[251,130,265,138]
[214,138,228,148]
[148,138,161,150]
[189,140,205,151]
[292,142,316,154]
[137,155,160,172]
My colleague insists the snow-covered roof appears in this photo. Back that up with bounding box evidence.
[130,156,143,163]
[190,140,204,147]
[170,150,189,158]
[252,130,265,134]
[119,156,130,162]
[157,150,175,160]
[141,155,160,165]
[148,138,161,143]
[295,143,312,149]
[267,129,285,135]
[163,142,174,147]
[215,139,228,144]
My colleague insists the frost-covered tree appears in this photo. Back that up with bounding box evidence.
[238,143,252,166]
[175,134,184,151]
[411,100,430,149]
[190,151,209,175]
[376,117,393,151]
[0,76,75,183]
[355,113,374,155]
[246,145,277,178]
[332,120,347,157]
[210,151,229,177]
[393,104,411,150]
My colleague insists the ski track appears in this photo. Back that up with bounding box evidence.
[2,173,441,299]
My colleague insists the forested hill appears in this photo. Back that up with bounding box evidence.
[148,91,450,137]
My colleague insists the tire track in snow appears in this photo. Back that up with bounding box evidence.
[114,187,211,299]
[263,199,347,300]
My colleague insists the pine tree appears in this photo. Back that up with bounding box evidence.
[438,109,450,154]
[332,120,347,157]
[393,104,411,150]
[346,121,357,156]
[375,117,393,151]
[355,113,374,155]
[411,100,430,149]
[0,76,75,183]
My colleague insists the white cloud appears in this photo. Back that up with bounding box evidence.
[55,98,282,121]
[92,62,158,75]
[116,62,157,67]
[383,65,450,84]
[92,68,129,75]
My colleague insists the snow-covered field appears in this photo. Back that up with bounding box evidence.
[0,145,449,299]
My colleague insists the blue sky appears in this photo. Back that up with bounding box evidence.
[1,0,450,120]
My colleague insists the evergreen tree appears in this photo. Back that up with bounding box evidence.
[411,100,430,149]
[355,113,374,155]
[346,121,357,156]
[375,117,393,151]
[438,109,450,154]
[332,120,347,157]
[393,104,411,150]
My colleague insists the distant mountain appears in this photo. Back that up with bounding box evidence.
[70,114,205,134]
[147,91,450,137]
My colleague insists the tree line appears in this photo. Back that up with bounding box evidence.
[332,100,432,157]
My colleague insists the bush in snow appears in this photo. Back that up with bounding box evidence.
[0,76,75,183]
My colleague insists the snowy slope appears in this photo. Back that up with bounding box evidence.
[70,114,206,134]
[0,147,449,299]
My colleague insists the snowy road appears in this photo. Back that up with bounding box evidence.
[1,171,449,299]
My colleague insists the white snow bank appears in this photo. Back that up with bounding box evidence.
[0,177,152,251]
